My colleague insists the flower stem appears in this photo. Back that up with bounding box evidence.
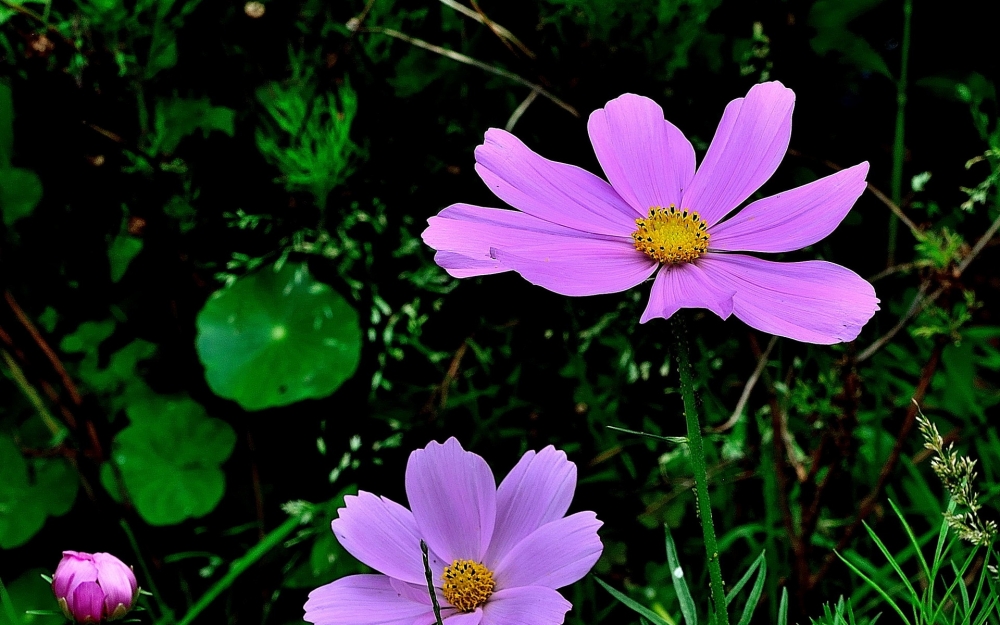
[421,540,444,625]
[169,507,309,625]
[670,314,729,625]
[886,0,912,266]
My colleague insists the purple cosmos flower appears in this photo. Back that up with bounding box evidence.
[304,438,603,625]
[421,81,879,344]
[51,551,138,623]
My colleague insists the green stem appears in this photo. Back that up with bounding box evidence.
[887,0,913,266]
[1,348,64,438]
[171,510,307,625]
[670,315,728,625]
[121,519,172,624]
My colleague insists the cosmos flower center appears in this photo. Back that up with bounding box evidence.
[441,559,495,612]
[631,206,710,264]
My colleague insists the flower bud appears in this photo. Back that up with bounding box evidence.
[51,551,138,623]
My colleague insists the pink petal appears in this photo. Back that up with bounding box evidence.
[480,586,572,625]
[330,492,426,585]
[422,204,615,279]
[93,553,137,613]
[587,94,696,214]
[53,552,99,599]
[709,162,869,252]
[698,253,879,344]
[489,239,658,296]
[443,611,484,625]
[474,129,638,235]
[639,263,736,324]
[303,574,434,625]
[682,82,795,227]
[485,447,577,568]
[406,438,497,564]
[69,582,106,623]
[492,512,603,590]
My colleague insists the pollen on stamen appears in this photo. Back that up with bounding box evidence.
[441,559,495,612]
[631,205,710,264]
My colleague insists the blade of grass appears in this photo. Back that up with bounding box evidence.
[725,551,765,606]
[607,426,688,445]
[929,546,979,625]
[836,551,913,625]
[734,556,766,625]
[665,525,699,625]
[952,561,971,621]
[889,499,931,582]
[862,521,919,608]
[595,578,672,625]
[1,576,21,625]
[777,588,788,625]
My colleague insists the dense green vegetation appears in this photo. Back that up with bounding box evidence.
[1,0,999,623]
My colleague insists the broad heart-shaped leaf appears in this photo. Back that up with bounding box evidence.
[109,394,236,525]
[196,262,362,411]
[0,436,78,549]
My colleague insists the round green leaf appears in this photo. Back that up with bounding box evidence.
[110,394,236,526]
[195,262,361,410]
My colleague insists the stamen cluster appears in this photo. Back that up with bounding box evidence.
[632,205,710,264]
[441,559,495,612]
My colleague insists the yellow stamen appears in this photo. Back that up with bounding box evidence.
[631,205,710,264]
[441,559,495,612]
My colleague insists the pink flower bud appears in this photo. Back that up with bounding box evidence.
[51,551,139,623]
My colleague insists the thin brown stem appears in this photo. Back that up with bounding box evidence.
[809,341,944,589]
[361,27,578,118]
[712,334,777,433]
[856,281,941,363]
[5,290,82,405]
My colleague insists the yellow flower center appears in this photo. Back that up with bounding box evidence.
[631,206,710,264]
[441,559,495,612]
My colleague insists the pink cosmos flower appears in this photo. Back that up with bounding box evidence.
[304,438,603,625]
[421,81,879,344]
[51,551,138,623]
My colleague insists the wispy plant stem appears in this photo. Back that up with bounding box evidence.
[169,508,309,625]
[670,314,729,625]
[887,0,913,265]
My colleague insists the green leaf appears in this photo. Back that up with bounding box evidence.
[109,233,143,283]
[77,339,156,396]
[0,436,78,549]
[37,307,57,333]
[109,394,236,525]
[0,569,56,625]
[808,0,891,78]
[149,97,235,156]
[146,35,177,79]
[0,168,43,226]
[0,82,42,225]
[196,262,362,411]
[0,80,12,167]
